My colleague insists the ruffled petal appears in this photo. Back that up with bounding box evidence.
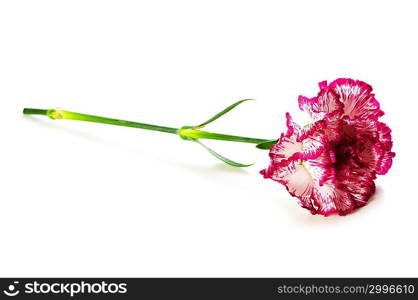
[268,113,327,167]
[300,132,327,160]
[367,120,395,175]
[312,182,354,216]
[339,174,376,208]
[376,147,395,175]
[343,118,395,176]
[303,150,335,185]
[284,163,314,198]
[329,78,384,120]
[269,133,302,163]
[316,118,342,146]
[298,81,344,121]
[261,160,317,213]
[267,113,302,166]
[296,120,327,142]
[280,162,316,212]
[311,171,375,216]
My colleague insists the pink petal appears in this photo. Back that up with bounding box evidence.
[262,160,316,213]
[303,150,335,185]
[322,119,343,145]
[311,172,376,216]
[312,182,354,216]
[298,81,344,121]
[338,173,376,209]
[371,121,395,175]
[268,113,327,166]
[300,132,327,160]
[286,113,328,159]
[343,118,395,176]
[329,78,384,120]
[284,163,314,199]
[269,133,302,163]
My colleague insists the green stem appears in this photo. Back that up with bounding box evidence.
[178,127,268,144]
[23,108,49,116]
[24,108,178,134]
[23,108,271,144]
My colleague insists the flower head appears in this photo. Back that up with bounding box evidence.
[261,79,395,215]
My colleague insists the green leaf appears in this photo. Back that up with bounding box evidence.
[192,139,253,167]
[196,99,254,128]
[255,139,278,150]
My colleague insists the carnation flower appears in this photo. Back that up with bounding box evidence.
[261,79,395,215]
[24,78,394,217]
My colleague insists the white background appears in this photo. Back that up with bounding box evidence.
[0,0,417,277]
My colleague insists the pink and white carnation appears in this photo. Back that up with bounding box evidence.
[261,79,395,216]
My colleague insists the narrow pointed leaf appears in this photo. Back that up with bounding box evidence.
[196,99,254,128]
[192,139,253,167]
[256,139,278,149]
